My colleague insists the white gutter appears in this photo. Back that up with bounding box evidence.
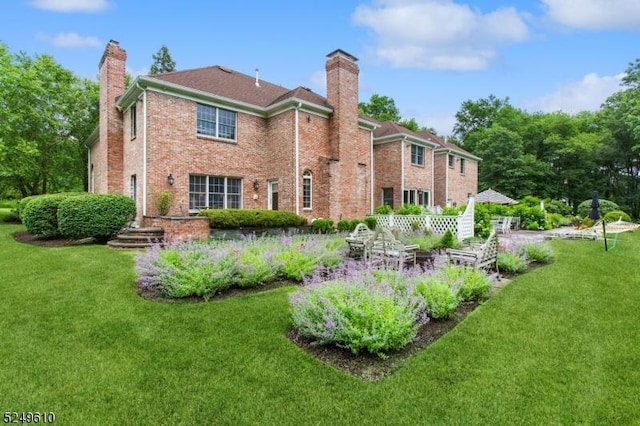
[445,151,450,206]
[139,84,148,216]
[87,149,91,192]
[294,102,301,215]
[370,131,374,214]
[401,136,406,204]
[431,148,435,207]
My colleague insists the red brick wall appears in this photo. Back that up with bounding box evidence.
[373,142,401,208]
[326,51,372,221]
[142,216,210,243]
[93,41,126,195]
[434,152,478,207]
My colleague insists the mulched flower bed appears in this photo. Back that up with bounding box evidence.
[14,229,486,382]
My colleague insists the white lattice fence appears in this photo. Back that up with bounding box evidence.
[373,197,475,240]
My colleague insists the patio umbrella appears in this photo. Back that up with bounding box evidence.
[474,188,517,204]
[589,191,607,251]
[589,191,600,220]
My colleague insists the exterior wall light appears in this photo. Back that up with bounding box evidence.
[167,174,175,186]
[253,179,259,191]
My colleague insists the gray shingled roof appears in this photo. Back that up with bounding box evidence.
[475,188,518,204]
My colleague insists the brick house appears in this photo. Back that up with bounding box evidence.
[86,40,479,224]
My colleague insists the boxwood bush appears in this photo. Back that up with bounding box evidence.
[198,208,307,228]
[21,193,83,237]
[57,194,136,239]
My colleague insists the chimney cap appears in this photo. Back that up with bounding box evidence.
[326,49,358,62]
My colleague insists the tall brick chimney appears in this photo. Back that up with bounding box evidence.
[96,40,126,194]
[325,49,367,220]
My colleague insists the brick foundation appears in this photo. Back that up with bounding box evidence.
[142,216,210,243]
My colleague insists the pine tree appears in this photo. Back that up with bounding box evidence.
[150,45,176,74]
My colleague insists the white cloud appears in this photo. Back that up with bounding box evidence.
[543,0,640,30]
[352,0,529,70]
[522,72,624,113]
[36,32,102,48]
[30,0,109,13]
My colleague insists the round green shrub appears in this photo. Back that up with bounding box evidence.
[604,210,631,222]
[364,216,377,230]
[337,219,351,232]
[576,198,619,219]
[374,204,393,214]
[57,194,136,239]
[311,218,334,234]
[21,193,82,237]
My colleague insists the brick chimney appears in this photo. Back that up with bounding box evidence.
[326,49,359,161]
[96,40,127,194]
[325,49,369,220]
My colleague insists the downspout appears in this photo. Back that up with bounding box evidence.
[294,102,301,215]
[431,148,435,207]
[138,83,148,217]
[445,150,450,207]
[401,136,407,205]
[87,149,91,192]
[370,131,374,214]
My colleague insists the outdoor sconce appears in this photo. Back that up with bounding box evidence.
[253,179,259,191]
[167,174,175,186]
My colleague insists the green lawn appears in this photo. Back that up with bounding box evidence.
[1,223,639,425]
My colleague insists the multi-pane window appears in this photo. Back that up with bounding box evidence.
[382,188,394,209]
[411,144,424,166]
[448,154,454,168]
[196,104,237,140]
[404,189,430,207]
[130,105,137,139]
[302,170,312,209]
[189,175,242,210]
[460,158,466,174]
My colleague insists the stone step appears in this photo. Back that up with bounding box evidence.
[108,227,165,249]
[107,240,164,249]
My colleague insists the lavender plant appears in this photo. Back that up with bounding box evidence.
[519,243,555,264]
[413,277,460,319]
[290,273,427,358]
[136,241,238,300]
[497,251,528,274]
[437,265,492,301]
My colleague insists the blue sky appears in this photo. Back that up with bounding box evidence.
[3,0,640,136]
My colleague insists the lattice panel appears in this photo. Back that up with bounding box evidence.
[373,197,476,240]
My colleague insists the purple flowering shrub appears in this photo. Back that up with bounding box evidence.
[413,278,460,319]
[290,273,428,358]
[438,264,492,301]
[290,262,494,354]
[135,234,350,298]
[135,241,238,300]
[518,243,554,264]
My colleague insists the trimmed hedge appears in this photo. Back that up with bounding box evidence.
[21,193,78,237]
[57,194,136,239]
[198,208,307,228]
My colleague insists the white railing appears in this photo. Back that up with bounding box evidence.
[373,198,475,240]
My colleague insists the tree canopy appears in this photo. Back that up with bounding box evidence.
[0,42,98,198]
[150,45,176,74]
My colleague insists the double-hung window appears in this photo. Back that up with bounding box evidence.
[189,175,242,210]
[196,104,237,140]
[302,170,312,209]
[411,144,424,166]
[130,105,137,139]
[448,154,455,168]
[460,158,466,174]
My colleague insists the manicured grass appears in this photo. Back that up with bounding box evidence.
[2,224,640,425]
